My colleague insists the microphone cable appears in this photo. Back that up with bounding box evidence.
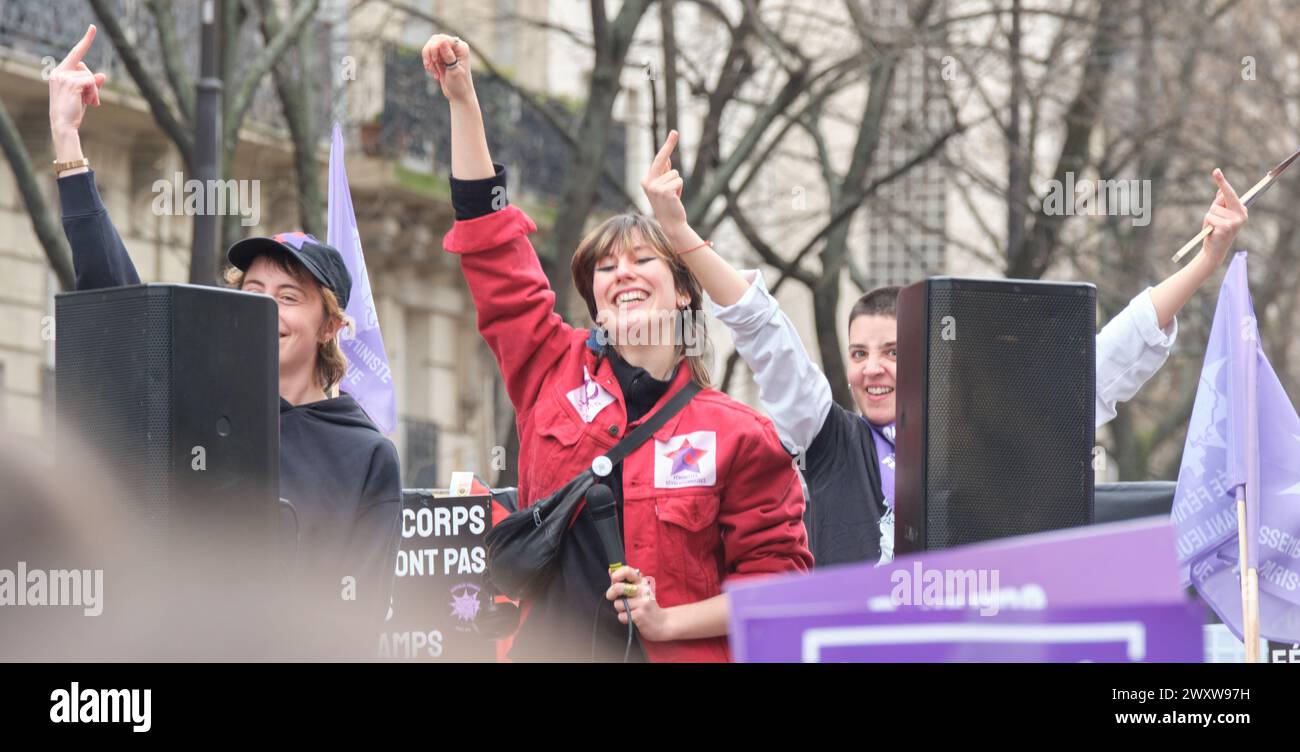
[590,588,637,663]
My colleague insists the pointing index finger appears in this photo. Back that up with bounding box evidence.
[59,25,96,71]
[651,130,678,174]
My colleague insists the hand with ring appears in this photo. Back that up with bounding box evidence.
[606,565,672,642]
[421,33,473,103]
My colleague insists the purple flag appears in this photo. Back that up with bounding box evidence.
[1172,252,1300,643]
[1220,253,1261,570]
[328,123,396,434]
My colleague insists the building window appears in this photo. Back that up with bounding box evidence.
[403,417,440,488]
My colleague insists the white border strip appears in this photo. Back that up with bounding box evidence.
[801,622,1147,662]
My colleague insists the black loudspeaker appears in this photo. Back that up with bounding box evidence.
[55,284,279,552]
[895,277,1095,553]
[1094,482,1176,524]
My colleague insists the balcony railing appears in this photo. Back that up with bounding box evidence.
[0,0,334,145]
[376,42,626,211]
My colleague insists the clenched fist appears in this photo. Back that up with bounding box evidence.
[421,34,473,104]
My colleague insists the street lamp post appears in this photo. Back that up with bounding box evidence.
[191,0,223,285]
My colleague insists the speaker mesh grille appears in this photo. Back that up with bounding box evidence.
[56,292,172,541]
[924,285,1094,548]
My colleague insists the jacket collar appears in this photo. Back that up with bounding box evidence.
[649,364,696,442]
[581,329,697,442]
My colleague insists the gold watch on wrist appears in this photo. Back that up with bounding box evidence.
[53,158,90,176]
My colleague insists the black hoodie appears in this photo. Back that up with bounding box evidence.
[277,394,402,654]
[59,171,402,654]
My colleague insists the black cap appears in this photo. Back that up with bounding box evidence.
[227,232,353,309]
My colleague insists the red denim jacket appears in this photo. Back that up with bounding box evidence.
[445,205,812,662]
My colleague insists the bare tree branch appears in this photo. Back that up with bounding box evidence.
[724,199,816,287]
[1008,0,1128,278]
[685,65,809,222]
[256,0,324,237]
[145,0,195,122]
[380,0,639,207]
[87,0,195,166]
[225,0,322,150]
[659,0,680,136]
[0,101,74,290]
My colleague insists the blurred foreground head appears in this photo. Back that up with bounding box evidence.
[0,422,378,661]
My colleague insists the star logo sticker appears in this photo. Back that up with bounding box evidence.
[449,583,481,623]
[665,438,709,476]
[654,431,717,488]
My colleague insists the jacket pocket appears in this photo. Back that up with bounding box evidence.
[521,386,586,501]
[654,492,722,603]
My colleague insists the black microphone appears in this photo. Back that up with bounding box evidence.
[586,484,633,619]
[587,483,626,571]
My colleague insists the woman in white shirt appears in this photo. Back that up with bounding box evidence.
[639,130,1249,566]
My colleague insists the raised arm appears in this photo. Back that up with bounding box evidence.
[49,25,140,290]
[641,131,833,452]
[424,34,494,182]
[1096,169,1248,427]
[1148,169,1247,327]
[428,35,573,410]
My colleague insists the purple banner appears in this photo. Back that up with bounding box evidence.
[328,123,396,434]
[726,517,1203,662]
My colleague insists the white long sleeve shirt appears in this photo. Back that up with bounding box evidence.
[710,270,1177,454]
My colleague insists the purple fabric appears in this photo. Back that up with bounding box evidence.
[328,124,396,435]
[1172,252,1300,643]
[1220,253,1261,568]
[865,418,895,510]
[726,517,1202,662]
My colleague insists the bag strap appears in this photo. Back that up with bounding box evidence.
[601,381,701,467]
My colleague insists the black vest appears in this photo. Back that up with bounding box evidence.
[803,404,887,567]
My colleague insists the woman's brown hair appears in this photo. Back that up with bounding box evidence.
[223,250,353,393]
[570,213,712,388]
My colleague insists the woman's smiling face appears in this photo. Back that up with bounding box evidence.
[847,313,898,426]
[590,235,688,341]
[240,255,330,376]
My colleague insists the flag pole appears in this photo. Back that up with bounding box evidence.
[1236,487,1261,662]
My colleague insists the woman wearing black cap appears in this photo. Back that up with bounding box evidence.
[47,25,402,657]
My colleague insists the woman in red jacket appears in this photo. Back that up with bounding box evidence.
[425,34,812,662]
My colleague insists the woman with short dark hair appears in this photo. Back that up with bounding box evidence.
[425,33,811,662]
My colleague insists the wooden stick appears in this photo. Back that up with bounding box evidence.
[1236,494,1252,662]
[1236,488,1261,662]
[1171,173,1273,263]
[1245,566,1261,662]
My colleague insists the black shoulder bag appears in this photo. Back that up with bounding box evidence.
[485,381,701,600]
